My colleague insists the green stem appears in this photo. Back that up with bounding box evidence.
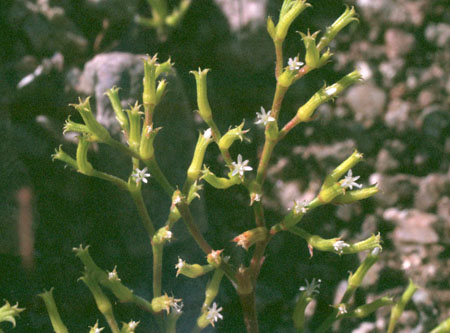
[238,290,259,333]
[274,39,283,79]
[152,243,163,298]
[106,138,141,159]
[175,201,237,284]
[91,170,128,190]
[144,157,175,196]
[129,188,155,238]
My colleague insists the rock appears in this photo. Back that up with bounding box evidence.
[345,83,386,128]
[384,99,413,132]
[371,173,419,207]
[425,23,450,48]
[8,0,87,57]
[376,148,400,174]
[75,52,146,135]
[215,0,266,31]
[292,139,356,164]
[383,208,439,244]
[415,174,449,211]
[352,322,376,333]
[437,196,450,222]
[385,29,415,60]
[379,59,405,84]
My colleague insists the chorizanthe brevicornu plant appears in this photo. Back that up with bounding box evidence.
[3,1,444,332]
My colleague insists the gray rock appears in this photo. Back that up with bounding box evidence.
[425,23,450,48]
[376,148,400,174]
[437,196,450,222]
[385,29,415,60]
[383,208,439,244]
[384,99,413,132]
[415,174,449,211]
[345,83,386,128]
[371,173,418,207]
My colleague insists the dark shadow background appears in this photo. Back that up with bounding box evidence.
[1,0,449,332]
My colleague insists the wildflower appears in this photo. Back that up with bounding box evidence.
[132,167,151,184]
[206,302,223,326]
[292,200,308,214]
[127,320,139,331]
[89,321,104,333]
[337,304,348,316]
[299,278,321,297]
[232,227,267,251]
[231,154,253,177]
[162,229,172,241]
[340,169,362,190]
[151,294,182,314]
[333,240,350,254]
[170,300,184,314]
[107,266,120,281]
[203,128,212,139]
[175,257,185,277]
[288,56,304,71]
[255,107,275,126]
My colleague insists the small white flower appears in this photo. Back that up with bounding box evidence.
[128,320,139,330]
[175,257,186,276]
[324,86,338,96]
[203,128,212,139]
[231,154,253,177]
[255,107,275,126]
[170,300,184,314]
[333,240,350,254]
[206,302,223,326]
[288,56,304,71]
[132,167,151,184]
[162,229,172,241]
[107,266,120,281]
[299,278,321,297]
[340,169,363,190]
[337,304,347,316]
[292,200,308,214]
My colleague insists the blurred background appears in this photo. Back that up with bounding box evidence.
[0,0,449,331]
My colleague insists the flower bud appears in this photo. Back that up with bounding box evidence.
[155,79,167,105]
[63,116,90,135]
[207,249,224,268]
[299,31,320,69]
[332,185,378,204]
[155,57,174,78]
[267,16,276,40]
[0,300,24,329]
[349,297,393,318]
[184,130,213,192]
[143,55,157,108]
[38,289,69,333]
[201,166,240,189]
[152,226,173,245]
[139,125,161,162]
[71,97,111,143]
[175,257,214,278]
[317,6,359,51]
[190,68,213,122]
[151,294,182,314]
[126,102,142,151]
[218,121,249,150]
[233,227,268,251]
[76,135,94,176]
[271,201,308,234]
[329,149,363,182]
[276,0,311,42]
[52,145,78,170]
[105,86,129,133]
